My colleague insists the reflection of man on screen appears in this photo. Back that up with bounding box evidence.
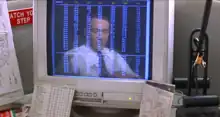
[66,14,138,78]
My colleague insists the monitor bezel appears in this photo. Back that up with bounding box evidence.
[33,0,174,94]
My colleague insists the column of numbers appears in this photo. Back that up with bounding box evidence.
[63,6,69,51]
[73,5,79,48]
[110,6,116,75]
[86,6,92,74]
[136,7,141,53]
[122,6,127,53]
[97,6,103,75]
[73,5,79,73]
[86,6,92,47]
[63,55,69,73]
[121,6,128,76]
[97,6,103,51]
[63,6,69,73]
[135,7,141,76]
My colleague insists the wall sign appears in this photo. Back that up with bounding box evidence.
[9,8,33,26]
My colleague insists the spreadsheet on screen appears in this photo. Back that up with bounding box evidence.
[46,0,152,80]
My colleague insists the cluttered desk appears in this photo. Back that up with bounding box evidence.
[0,0,220,117]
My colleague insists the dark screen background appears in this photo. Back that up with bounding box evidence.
[47,0,153,79]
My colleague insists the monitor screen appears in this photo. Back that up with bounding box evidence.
[47,0,153,80]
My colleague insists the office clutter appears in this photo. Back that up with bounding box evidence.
[0,80,175,117]
[27,80,174,117]
[0,0,29,116]
[0,103,30,117]
[0,95,31,117]
[0,109,21,117]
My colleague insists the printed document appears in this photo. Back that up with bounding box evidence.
[0,0,23,95]
[139,80,175,117]
[29,83,75,117]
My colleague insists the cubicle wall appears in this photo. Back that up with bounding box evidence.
[174,0,220,95]
[8,0,33,94]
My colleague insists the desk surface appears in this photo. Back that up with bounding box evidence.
[15,94,178,117]
[72,107,177,117]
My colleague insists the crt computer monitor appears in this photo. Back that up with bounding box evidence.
[33,0,174,109]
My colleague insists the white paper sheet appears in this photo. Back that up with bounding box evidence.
[139,81,174,117]
[0,0,23,95]
[29,83,75,117]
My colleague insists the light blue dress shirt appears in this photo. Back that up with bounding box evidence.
[65,45,136,77]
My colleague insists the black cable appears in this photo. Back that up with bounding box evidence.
[193,65,199,95]
[197,0,212,55]
[199,0,212,95]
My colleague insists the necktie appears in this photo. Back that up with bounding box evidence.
[97,51,109,77]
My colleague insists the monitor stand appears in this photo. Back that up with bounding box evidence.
[72,106,139,117]
[91,107,122,114]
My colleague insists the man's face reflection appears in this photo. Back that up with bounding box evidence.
[91,18,110,51]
